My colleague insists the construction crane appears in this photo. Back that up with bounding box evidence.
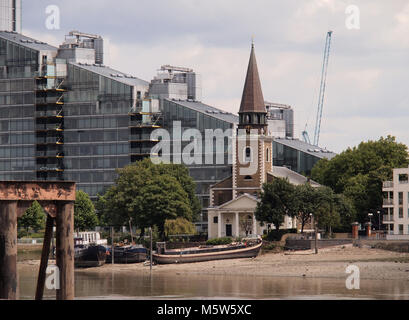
[302,31,333,146]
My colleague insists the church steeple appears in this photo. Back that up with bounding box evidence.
[238,43,267,133]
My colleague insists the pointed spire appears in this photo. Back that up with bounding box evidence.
[239,42,266,114]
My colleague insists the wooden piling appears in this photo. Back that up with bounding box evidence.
[35,214,54,300]
[0,201,18,300]
[56,202,74,300]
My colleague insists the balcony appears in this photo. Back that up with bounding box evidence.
[383,198,393,206]
[129,134,159,142]
[383,181,393,188]
[37,166,64,172]
[36,151,64,158]
[36,124,64,132]
[383,215,394,223]
[36,137,64,145]
[129,147,155,155]
[36,111,63,118]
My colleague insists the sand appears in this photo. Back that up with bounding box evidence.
[20,245,409,281]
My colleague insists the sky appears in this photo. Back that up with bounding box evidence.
[21,0,409,154]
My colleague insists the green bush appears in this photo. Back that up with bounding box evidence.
[206,237,233,245]
[262,242,284,251]
[262,228,297,241]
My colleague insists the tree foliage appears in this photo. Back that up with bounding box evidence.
[293,183,317,233]
[18,200,46,232]
[311,136,409,222]
[96,159,200,239]
[255,178,296,231]
[164,218,197,236]
[74,190,99,231]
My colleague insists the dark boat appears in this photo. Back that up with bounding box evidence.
[74,238,107,268]
[106,244,148,264]
[152,238,262,264]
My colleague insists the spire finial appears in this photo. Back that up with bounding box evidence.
[251,35,254,48]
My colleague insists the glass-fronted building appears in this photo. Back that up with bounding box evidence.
[161,99,237,231]
[273,137,336,175]
[0,31,58,182]
[62,62,149,197]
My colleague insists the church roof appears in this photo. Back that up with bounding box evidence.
[239,44,266,114]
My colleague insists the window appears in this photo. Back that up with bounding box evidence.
[266,148,270,162]
[399,224,403,235]
[399,207,403,218]
[213,216,218,224]
[244,147,252,162]
[244,175,252,180]
[399,192,403,205]
[399,174,408,184]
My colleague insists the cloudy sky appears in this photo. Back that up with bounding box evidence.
[21,0,409,153]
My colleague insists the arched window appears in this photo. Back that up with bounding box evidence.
[244,146,252,162]
[244,175,252,180]
[257,114,261,124]
[246,114,251,123]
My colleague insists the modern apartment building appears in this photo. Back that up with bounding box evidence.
[0,0,21,33]
[382,167,409,239]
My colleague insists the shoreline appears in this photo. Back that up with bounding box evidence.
[19,245,409,281]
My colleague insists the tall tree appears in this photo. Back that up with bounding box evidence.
[255,178,296,231]
[293,183,317,233]
[311,136,409,223]
[74,190,99,231]
[18,201,46,232]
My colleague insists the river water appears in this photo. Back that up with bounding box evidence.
[18,268,409,300]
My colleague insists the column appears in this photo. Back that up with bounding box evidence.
[235,212,240,238]
[351,222,359,239]
[0,201,18,300]
[56,201,75,300]
[252,214,257,237]
[217,212,222,238]
[365,222,372,237]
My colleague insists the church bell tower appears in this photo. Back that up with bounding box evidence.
[233,42,272,198]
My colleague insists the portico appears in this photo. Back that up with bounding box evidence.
[208,193,262,239]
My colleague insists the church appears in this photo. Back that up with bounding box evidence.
[207,43,320,239]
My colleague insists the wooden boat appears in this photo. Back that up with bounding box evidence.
[106,244,148,264]
[152,238,262,264]
[74,238,107,268]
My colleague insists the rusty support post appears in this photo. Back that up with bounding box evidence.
[56,202,74,300]
[0,200,18,300]
[35,214,54,300]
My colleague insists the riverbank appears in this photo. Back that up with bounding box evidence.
[18,245,409,281]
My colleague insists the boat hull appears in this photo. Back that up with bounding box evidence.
[152,242,262,264]
[75,245,107,268]
[106,246,148,264]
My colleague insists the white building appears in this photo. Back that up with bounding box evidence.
[0,0,21,33]
[382,167,409,239]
